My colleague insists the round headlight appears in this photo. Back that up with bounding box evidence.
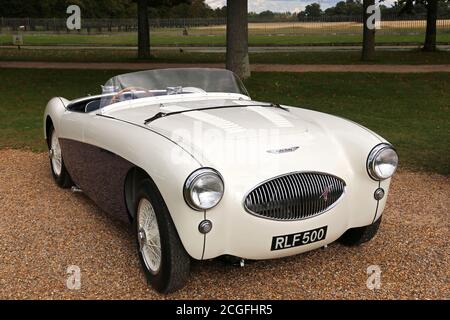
[184,168,224,210]
[367,143,398,180]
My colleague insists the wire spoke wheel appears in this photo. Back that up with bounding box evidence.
[137,198,162,274]
[50,131,62,176]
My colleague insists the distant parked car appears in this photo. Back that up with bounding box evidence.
[44,68,398,293]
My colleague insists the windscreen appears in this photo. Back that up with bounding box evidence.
[100,68,249,108]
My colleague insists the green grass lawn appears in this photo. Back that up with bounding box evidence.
[1,32,450,46]
[1,48,450,65]
[0,69,448,175]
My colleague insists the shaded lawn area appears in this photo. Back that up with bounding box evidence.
[0,69,448,175]
[1,33,450,46]
[1,48,450,65]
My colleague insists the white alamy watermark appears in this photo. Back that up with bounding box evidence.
[366,265,381,290]
[66,265,81,290]
[366,1,381,30]
[66,5,81,30]
[168,119,291,173]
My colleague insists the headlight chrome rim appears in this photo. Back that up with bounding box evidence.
[367,143,398,181]
[183,168,224,211]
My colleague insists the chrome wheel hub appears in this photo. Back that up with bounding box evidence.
[137,198,161,274]
[138,228,147,249]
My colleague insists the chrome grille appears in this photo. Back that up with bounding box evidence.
[244,172,346,221]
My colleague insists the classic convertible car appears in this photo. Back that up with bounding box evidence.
[44,68,398,293]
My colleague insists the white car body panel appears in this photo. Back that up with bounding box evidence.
[44,82,393,261]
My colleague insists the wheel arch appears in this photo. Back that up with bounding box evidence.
[45,116,54,148]
[81,115,205,259]
[124,166,152,221]
[122,163,207,260]
[43,96,68,145]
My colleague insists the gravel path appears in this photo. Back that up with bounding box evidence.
[1,61,450,73]
[0,149,448,299]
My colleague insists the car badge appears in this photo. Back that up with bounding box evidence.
[266,146,299,154]
[320,185,333,202]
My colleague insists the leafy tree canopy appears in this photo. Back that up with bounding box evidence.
[1,0,449,19]
[0,0,227,18]
[295,0,450,18]
[298,3,323,18]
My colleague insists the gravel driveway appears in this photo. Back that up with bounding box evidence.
[0,149,448,299]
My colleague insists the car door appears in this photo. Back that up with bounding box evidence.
[63,111,133,222]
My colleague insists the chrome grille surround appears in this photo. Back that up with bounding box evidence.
[243,172,346,221]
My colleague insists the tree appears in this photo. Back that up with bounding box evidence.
[187,0,209,17]
[323,0,363,16]
[345,0,364,15]
[0,0,139,18]
[398,0,443,52]
[423,0,438,51]
[135,0,189,59]
[361,0,376,61]
[214,6,227,18]
[259,10,275,19]
[304,3,323,17]
[137,0,150,59]
[226,0,250,79]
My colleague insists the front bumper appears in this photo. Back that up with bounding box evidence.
[202,176,390,260]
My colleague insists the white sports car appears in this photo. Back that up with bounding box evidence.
[44,68,398,293]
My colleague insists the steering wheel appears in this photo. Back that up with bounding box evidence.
[110,87,152,104]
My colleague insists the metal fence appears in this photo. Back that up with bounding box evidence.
[0,17,227,32]
[0,16,449,36]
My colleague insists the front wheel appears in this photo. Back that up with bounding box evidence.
[134,179,190,293]
[338,216,382,246]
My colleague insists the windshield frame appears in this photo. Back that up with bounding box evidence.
[99,68,250,108]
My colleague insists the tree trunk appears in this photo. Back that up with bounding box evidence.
[226,0,250,79]
[137,0,150,59]
[423,0,438,52]
[361,0,376,61]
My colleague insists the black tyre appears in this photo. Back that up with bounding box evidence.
[338,216,382,246]
[133,179,190,293]
[48,126,73,188]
